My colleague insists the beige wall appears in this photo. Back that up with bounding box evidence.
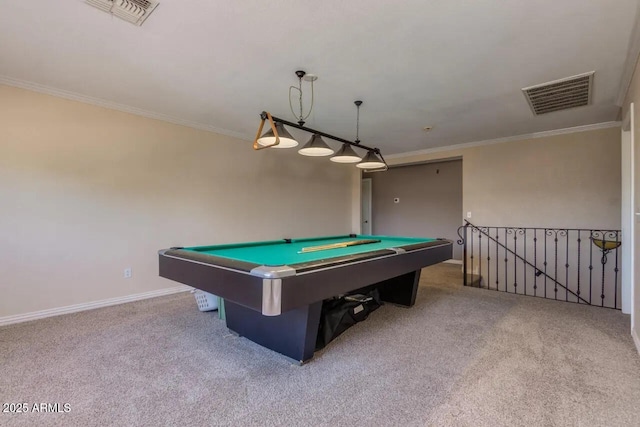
[389,127,621,230]
[0,85,355,318]
[623,55,640,347]
[384,127,623,317]
[0,83,626,323]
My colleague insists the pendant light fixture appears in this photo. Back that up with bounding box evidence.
[330,144,361,163]
[298,134,335,156]
[291,71,334,156]
[356,150,386,169]
[252,72,388,171]
[256,121,299,148]
[330,101,364,164]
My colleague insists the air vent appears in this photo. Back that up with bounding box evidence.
[522,72,594,115]
[86,0,159,26]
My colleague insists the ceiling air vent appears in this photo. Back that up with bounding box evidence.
[86,0,159,26]
[522,71,594,115]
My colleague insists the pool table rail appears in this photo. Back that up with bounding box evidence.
[158,238,452,317]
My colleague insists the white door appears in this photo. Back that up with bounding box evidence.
[633,103,640,333]
[361,178,372,235]
[622,106,634,315]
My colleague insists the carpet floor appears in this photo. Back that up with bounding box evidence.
[1,263,639,426]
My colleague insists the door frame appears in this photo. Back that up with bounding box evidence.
[622,106,634,316]
[361,178,372,235]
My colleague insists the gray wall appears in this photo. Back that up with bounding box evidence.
[366,160,463,260]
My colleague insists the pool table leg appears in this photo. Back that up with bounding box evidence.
[224,301,323,363]
[376,269,422,307]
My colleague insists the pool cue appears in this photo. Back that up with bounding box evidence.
[298,239,381,253]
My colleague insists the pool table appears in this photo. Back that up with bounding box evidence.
[158,234,452,362]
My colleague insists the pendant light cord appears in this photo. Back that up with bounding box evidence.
[289,76,314,125]
[355,100,362,144]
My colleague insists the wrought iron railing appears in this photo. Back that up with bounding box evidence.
[456,221,621,309]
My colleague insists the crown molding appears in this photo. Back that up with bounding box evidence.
[616,4,640,106]
[0,75,251,141]
[0,285,191,327]
[0,75,622,161]
[386,121,621,161]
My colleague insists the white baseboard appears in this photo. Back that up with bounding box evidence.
[443,259,463,265]
[0,285,192,327]
[633,328,640,355]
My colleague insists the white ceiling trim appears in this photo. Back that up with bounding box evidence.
[0,75,622,159]
[387,121,621,161]
[616,3,640,106]
[0,75,250,141]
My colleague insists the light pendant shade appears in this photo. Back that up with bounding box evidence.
[257,122,298,148]
[298,134,334,156]
[330,144,361,163]
[356,151,386,169]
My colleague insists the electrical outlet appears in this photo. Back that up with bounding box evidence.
[466,211,472,219]
[124,268,132,279]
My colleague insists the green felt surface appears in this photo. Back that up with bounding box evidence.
[183,235,436,266]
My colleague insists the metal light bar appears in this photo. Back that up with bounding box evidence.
[373,151,389,172]
[255,111,388,172]
[261,112,377,152]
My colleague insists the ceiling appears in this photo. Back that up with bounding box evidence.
[1,0,639,155]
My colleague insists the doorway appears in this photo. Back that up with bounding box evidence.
[361,178,372,235]
[362,159,463,260]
